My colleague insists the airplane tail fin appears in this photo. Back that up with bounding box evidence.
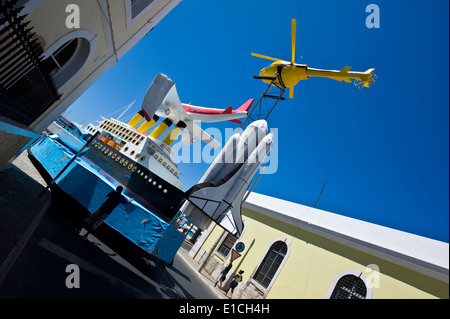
[223,106,233,114]
[223,99,254,124]
[236,99,254,112]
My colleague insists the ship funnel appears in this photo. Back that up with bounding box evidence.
[128,110,144,128]
[162,121,187,146]
[137,114,160,133]
[150,118,173,139]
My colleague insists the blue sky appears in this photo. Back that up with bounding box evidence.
[67,0,449,242]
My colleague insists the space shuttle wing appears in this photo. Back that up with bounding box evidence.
[186,164,244,233]
[184,121,221,149]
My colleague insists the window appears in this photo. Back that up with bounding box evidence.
[253,240,288,289]
[131,0,154,18]
[41,38,78,76]
[40,30,97,90]
[329,275,367,299]
[126,0,157,26]
[217,233,237,258]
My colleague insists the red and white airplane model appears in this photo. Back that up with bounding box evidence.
[178,100,253,125]
[141,73,253,149]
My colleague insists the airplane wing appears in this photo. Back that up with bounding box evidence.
[183,121,221,149]
[141,73,174,121]
[152,78,220,149]
[160,84,187,123]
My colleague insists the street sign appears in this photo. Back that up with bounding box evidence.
[230,249,241,262]
[235,242,245,253]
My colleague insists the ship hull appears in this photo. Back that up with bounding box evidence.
[28,134,187,261]
[82,136,185,221]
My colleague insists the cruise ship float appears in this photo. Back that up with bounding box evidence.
[29,73,254,263]
[29,111,191,263]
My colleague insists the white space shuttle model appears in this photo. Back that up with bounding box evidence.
[182,120,274,236]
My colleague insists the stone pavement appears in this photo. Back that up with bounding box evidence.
[0,150,52,285]
[0,149,228,299]
[176,240,229,299]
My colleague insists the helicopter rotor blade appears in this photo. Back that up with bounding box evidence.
[251,53,282,62]
[291,18,297,63]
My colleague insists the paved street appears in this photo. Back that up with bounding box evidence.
[0,187,222,299]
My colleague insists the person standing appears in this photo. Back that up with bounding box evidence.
[218,262,233,289]
[78,186,133,239]
[227,270,244,298]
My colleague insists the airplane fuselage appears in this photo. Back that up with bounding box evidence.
[156,102,249,124]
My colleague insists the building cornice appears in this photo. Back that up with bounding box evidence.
[243,193,449,283]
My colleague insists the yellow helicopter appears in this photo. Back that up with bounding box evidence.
[252,19,376,98]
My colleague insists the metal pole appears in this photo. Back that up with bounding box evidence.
[243,164,267,203]
[239,78,276,129]
[314,178,328,208]
[38,131,100,197]
[197,228,227,273]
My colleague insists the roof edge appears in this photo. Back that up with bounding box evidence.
[242,193,449,283]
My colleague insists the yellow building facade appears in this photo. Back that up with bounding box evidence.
[189,193,449,299]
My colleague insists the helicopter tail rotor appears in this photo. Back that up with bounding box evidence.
[354,68,377,89]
